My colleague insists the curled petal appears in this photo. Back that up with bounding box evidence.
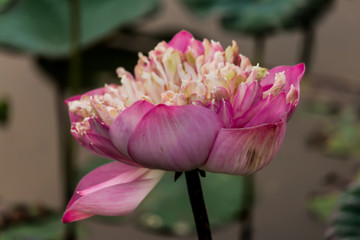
[63,162,164,223]
[233,92,287,128]
[203,120,286,175]
[110,100,155,158]
[76,131,140,167]
[233,81,261,119]
[128,104,224,171]
[261,63,305,95]
[217,100,233,128]
[245,92,287,127]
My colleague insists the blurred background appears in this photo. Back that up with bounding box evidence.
[0,0,359,239]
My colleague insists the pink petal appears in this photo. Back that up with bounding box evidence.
[63,162,164,223]
[168,30,195,53]
[128,104,224,171]
[203,120,286,175]
[110,100,155,158]
[261,63,305,94]
[233,81,262,119]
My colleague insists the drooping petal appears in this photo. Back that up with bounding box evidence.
[128,104,224,171]
[63,162,164,223]
[261,63,305,94]
[203,120,286,175]
[109,100,155,158]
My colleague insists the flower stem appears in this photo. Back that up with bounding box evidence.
[300,23,314,73]
[185,170,212,240]
[239,174,255,240]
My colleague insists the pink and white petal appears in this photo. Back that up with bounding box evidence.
[110,100,155,158]
[245,92,287,127]
[128,104,224,171]
[203,120,286,175]
[168,30,194,53]
[261,64,305,94]
[65,87,107,106]
[65,87,108,123]
[63,162,164,223]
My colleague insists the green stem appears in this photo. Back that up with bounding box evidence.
[239,174,255,240]
[69,0,82,95]
[185,170,212,240]
[61,0,82,239]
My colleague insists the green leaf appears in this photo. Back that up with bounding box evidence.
[0,215,69,240]
[329,181,360,239]
[137,172,246,236]
[0,0,158,56]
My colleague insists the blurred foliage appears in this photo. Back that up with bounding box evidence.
[0,215,63,240]
[307,106,360,159]
[328,179,360,240]
[0,202,72,240]
[0,0,159,57]
[0,98,9,125]
[0,0,19,14]
[308,192,341,221]
[182,0,334,35]
[137,172,247,236]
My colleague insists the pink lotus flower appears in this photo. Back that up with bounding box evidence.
[63,30,305,223]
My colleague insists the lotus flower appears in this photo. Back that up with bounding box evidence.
[63,30,305,223]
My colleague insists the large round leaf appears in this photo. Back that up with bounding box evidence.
[137,172,247,236]
[181,0,334,35]
[0,0,158,56]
